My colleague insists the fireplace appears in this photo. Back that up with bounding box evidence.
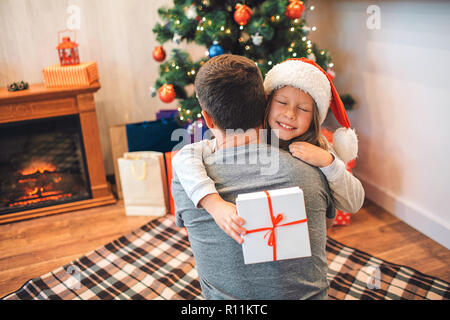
[0,82,115,223]
[0,115,92,215]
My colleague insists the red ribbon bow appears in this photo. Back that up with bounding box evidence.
[246,190,307,261]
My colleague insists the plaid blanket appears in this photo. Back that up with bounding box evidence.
[2,217,449,300]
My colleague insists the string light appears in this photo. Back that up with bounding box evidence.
[328,62,334,68]
[312,26,317,31]
[220,26,225,31]
[310,6,315,11]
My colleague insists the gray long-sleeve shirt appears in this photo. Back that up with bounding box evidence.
[172,137,364,213]
[172,143,334,299]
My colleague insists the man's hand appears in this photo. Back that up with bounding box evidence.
[199,194,247,244]
[289,141,334,168]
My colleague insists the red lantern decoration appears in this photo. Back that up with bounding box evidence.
[234,4,253,26]
[159,84,176,103]
[57,30,80,66]
[285,0,305,20]
[153,46,166,62]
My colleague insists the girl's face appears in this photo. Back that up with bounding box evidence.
[267,86,314,141]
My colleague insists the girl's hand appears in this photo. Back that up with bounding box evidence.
[199,194,246,244]
[210,201,247,244]
[289,141,334,168]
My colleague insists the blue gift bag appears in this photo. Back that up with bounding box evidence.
[125,118,187,153]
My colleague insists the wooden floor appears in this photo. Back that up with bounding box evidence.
[0,199,449,298]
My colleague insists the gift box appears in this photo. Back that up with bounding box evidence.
[42,61,98,87]
[236,187,311,265]
[156,109,179,120]
[164,150,178,216]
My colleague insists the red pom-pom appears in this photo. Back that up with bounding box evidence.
[153,46,166,62]
[285,0,305,20]
[234,4,253,26]
[158,84,176,103]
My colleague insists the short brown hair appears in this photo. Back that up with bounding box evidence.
[195,54,266,131]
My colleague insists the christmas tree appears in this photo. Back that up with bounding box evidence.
[152,0,354,124]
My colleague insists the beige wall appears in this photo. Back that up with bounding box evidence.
[0,0,205,175]
[309,0,450,248]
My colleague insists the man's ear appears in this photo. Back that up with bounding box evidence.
[201,110,215,129]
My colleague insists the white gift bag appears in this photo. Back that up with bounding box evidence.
[118,151,169,216]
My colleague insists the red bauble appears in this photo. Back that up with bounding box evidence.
[234,4,253,26]
[158,84,176,103]
[285,0,305,20]
[153,46,166,62]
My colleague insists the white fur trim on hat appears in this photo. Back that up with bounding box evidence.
[264,60,331,124]
[333,127,358,163]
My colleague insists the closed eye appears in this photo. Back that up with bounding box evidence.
[297,106,309,112]
[276,100,287,105]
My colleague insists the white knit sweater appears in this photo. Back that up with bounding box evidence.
[172,138,365,213]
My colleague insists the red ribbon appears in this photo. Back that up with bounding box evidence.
[245,190,307,261]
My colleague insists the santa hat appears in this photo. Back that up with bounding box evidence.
[264,57,358,163]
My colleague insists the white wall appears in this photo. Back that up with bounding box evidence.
[310,0,450,248]
[0,0,205,175]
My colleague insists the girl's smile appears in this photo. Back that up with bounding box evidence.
[268,86,314,141]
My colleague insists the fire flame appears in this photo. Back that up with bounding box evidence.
[8,160,72,208]
[20,161,57,175]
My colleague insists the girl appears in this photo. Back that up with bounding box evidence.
[172,58,364,244]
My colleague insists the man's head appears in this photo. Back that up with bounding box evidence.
[195,54,266,131]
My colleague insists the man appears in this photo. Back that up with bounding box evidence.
[171,54,335,299]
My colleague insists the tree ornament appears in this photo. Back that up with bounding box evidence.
[208,41,224,58]
[152,46,166,62]
[307,52,316,62]
[149,86,157,98]
[185,5,198,20]
[285,0,305,20]
[159,84,176,103]
[173,33,182,44]
[234,4,253,26]
[327,69,336,80]
[251,32,263,46]
[302,25,311,34]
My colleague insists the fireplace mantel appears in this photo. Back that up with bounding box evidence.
[0,82,115,223]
